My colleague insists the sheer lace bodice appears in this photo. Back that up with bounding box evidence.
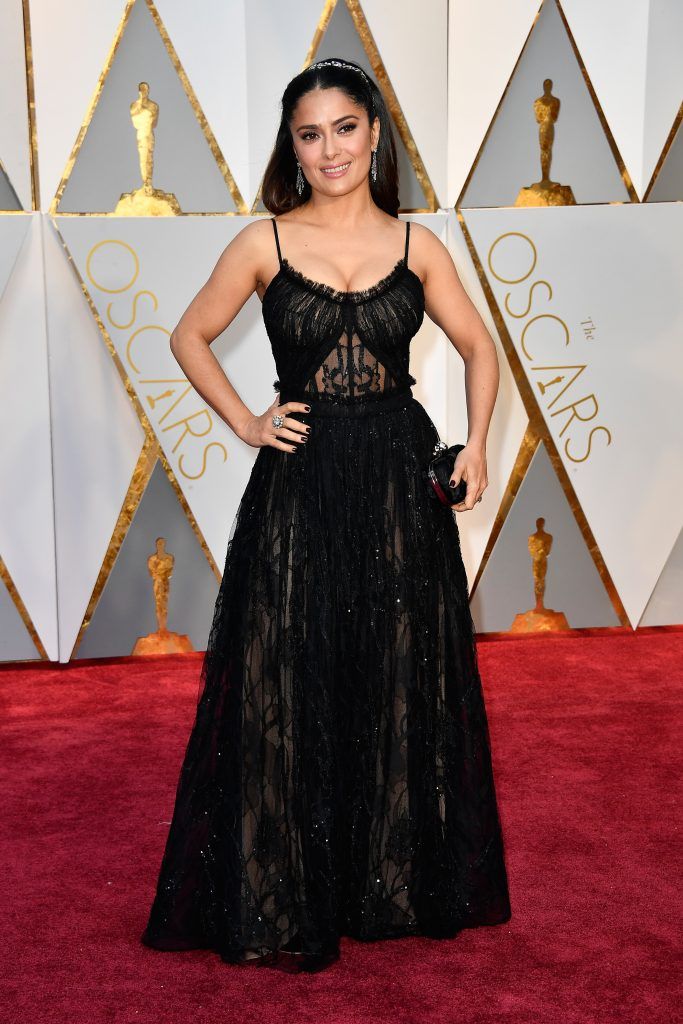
[262,218,424,399]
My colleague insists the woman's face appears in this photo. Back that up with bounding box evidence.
[290,86,379,196]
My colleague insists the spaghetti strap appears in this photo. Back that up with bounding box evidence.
[271,218,283,267]
[404,220,411,263]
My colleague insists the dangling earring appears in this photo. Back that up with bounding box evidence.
[370,148,377,183]
[295,159,305,196]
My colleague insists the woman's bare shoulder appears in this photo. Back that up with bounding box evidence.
[227,216,277,256]
[403,219,450,282]
[210,217,279,282]
[405,219,445,251]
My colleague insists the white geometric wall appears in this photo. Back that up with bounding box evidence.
[1,0,681,663]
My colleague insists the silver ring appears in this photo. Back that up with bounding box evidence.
[272,413,285,429]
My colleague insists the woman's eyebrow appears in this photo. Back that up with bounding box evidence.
[294,114,360,130]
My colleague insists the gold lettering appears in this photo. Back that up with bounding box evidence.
[126,324,171,374]
[488,232,537,284]
[87,238,229,484]
[179,441,228,480]
[549,393,599,437]
[86,239,139,293]
[107,290,158,330]
[533,363,588,408]
[504,279,552,319]
[163,408,213,453]
[486,231,611,465]
[155,383,193,422]
[520,313,570,360]
[565,425,612,463]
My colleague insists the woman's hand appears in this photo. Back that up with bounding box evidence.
[237,394,311,453]
[449,443,487,511]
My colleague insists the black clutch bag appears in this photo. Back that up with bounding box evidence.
[422,441,468,506]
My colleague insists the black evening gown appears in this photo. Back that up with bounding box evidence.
[141,218,511,972]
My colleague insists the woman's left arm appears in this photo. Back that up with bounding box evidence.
[416,223,500,512]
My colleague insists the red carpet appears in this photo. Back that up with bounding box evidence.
[1,630,680,1023]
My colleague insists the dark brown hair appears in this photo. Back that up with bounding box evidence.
[260,58,399,217]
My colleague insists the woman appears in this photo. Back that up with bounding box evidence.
[141,57,511,973]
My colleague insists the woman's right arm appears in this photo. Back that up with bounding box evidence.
[168,219,310,453]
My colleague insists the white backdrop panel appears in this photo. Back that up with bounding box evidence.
[57,214,278,567]
[46,215,146,660]
[445,210,530,584]
[464,202,683,626]
[0,216,57,658]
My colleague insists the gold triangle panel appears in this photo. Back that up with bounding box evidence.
[470,423,540,600]
[643,102,683,203]
[50,0,245,216]
[69,436,157,659]
[457,0,637,210]
[74,458,219,659]
[471,440,620,634]
[0,165,23,212]
[638,525,683,627]
[0,556,47,661]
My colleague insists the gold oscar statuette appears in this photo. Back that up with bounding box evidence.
[132,537,194,654]
[515,78,576,207]
[509,517,570,633]
[114,82,181,215]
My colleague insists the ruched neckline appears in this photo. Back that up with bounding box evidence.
[263,257,423,306]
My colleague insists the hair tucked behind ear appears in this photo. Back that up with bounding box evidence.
[260,58,399,217]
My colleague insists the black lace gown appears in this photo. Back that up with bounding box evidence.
[141,218,511,972]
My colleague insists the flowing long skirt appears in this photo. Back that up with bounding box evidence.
[141,385,511,973]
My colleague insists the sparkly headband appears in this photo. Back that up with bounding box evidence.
[307,58,371,85]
